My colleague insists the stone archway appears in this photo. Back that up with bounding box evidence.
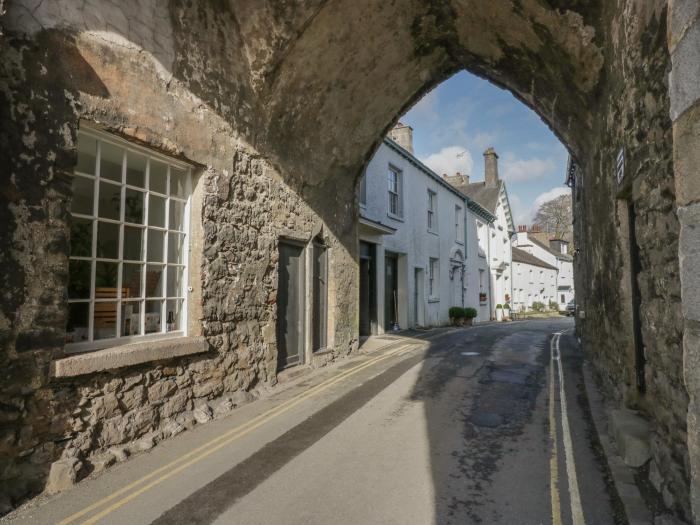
[0,0,696,519]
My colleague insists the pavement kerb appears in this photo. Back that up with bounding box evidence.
[582,361,654,525]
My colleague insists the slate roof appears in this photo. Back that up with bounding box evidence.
[528,235,573,262]
[448,180,502,215]
[511,247,558,270]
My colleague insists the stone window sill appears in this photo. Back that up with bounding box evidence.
[51,336,209,378]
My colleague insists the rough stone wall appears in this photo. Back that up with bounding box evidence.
[0,3,357,508]
[572,0,689,518]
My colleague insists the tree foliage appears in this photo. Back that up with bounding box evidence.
[533,194,572,240]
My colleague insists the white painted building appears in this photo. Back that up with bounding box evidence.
[512,226,575,311]
[358,130,494,334]
[443,148,515,318]
[511,247,558,311]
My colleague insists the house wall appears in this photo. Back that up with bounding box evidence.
[361,142,472,328]
[464,208,492,322]
[487,189,513,315]
[512,262,558,311]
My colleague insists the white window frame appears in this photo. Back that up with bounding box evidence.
[387,165,403,219]
[427,189,437,233]
[359,173,367,207]
[428,257,440,301]
[66,127,192,354]
[455,204,463,243]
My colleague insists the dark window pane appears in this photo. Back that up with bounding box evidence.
[122,263,142,299]
[76,135,97,175]
[148,195,166,227]
[124,188,144,224]
[126,151,146,188]
[170,168,187,198]
[70,217,92,257]
[68,259,91,299]
[100,141,123,182]
[166,299,183,332]
[94,301,117,340]
[95,261,119,297]
[168,232,184,264]
[71,176,94,215]
[147,229,164,262]
[145,264,164,297]
[98,181,121,220]
[145,300,163,334]
[169,200,185,231]
[66,302,89,343]
[150,160,167,194]
[96,222,119,259]
[166,265,183,297]
[123,226,143,261]
[121,301,142,336]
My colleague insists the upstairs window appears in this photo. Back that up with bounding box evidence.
[428,258,440,299]
[359,174,367,207]
[67,129,191,352]
[387,165,403,218]
[427,190,437,232]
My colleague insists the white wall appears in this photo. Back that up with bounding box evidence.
[487,186,513,317]
[512,261,558,312]
[360,141,484,328]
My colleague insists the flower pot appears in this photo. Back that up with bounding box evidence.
[464,317,473,327]
[495,309,503,321]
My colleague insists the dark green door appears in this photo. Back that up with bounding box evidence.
[277,241,305,370]
[385,254,398,330]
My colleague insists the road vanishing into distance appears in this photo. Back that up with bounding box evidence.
[4,318,621,525]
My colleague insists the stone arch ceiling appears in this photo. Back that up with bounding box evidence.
[229,0,604,188]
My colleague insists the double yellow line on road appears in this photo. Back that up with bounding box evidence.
[58,339,425,525]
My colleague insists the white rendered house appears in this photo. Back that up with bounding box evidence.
[358,126,494,334]
[511,247,558,311]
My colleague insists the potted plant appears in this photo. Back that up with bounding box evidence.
[503,303,511,321]
[495,303,503,321]
[463,307,477,326]
[479,292,487,304]
[449,306,466,326]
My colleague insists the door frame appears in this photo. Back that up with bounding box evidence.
[277,238,307,371]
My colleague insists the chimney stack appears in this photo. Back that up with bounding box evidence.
[442,172,470,188]
[389,122,414,154]
[484,147,499,188]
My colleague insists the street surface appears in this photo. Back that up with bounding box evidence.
[4,318,621,524]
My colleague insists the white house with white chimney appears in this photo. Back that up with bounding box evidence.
[357,124,495,334]
[512,225,575,311]
[443,148,515,318]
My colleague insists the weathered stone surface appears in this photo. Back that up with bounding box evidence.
[89,452,116,475]
[610,409,652,468]
[45,458,82,494]
[193,404,213,425]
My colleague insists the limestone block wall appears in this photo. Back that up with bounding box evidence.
[572,1,689,518]
[0,6,358,508]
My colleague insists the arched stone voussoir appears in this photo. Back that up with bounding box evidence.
[255,0,604,188]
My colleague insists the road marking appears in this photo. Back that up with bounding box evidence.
[549,336,562,525]
[551,331,586,525]
[58,340,425,525]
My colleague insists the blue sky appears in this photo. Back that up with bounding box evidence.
[400,71,570,226]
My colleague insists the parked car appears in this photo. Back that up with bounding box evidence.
[565,301,576,316]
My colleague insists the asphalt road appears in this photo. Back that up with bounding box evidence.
[4,318,621,525]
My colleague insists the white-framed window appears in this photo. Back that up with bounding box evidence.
[66,128,191,353]
[387,165,403,218]
[427,189,437,232]
[428,257,439,299]
[476,221,487,257]
[359,173,367,207]
[455,205,463,242]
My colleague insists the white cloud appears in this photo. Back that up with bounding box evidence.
[533,186,571,209]
[500,155,558,182]
[420,146,474,177]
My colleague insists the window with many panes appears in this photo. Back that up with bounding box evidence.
[66,128,191,352]
[387,166,402,218]
[427,190,437,232]
[428,257,439,299]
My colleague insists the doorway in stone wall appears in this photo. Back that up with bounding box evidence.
[276,240,305,370]
[311,238,328,353]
